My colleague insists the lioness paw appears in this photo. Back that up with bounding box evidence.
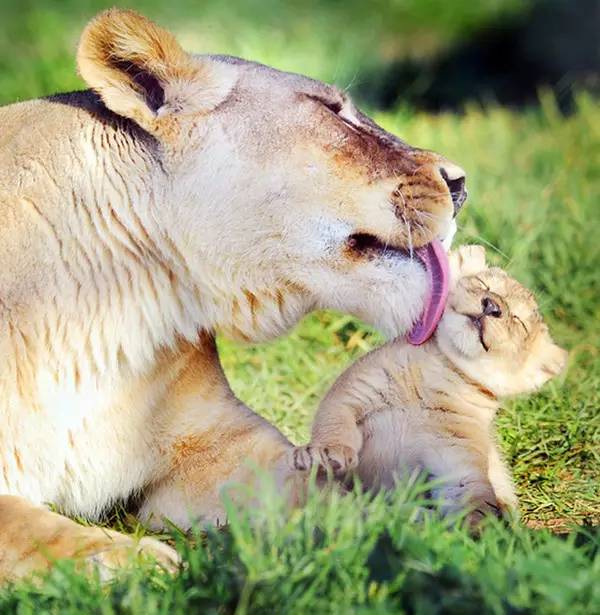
[83,533,180,581]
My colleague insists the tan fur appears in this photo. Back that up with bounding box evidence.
[296,246,567,524]
[0,496,180,583]
[77,9,235,133]
[0,9,467,582]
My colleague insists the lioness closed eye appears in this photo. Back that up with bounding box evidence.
[295,246,567,525]
[0,9,466,582]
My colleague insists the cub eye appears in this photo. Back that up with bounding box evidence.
[474,276,490,291]
[513,315,529,335]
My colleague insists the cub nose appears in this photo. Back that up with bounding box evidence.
[439,164,467,217]
[482,297,502,318]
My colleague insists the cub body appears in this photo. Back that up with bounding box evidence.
[297,246,567,521]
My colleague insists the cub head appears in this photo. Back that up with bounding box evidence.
[77,10,467,339]
[436,246,568,396]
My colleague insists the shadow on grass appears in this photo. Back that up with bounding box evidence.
[357,0,599,113]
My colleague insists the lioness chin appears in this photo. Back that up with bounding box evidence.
[0,9,466,581]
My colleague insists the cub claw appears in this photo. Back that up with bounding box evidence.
[291,446,314,472]
[290,444,358,479]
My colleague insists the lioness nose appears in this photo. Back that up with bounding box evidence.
[439,163,467,216]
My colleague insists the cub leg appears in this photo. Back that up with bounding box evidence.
[0,496,179,584]
[293,398,363,480]
[487,443,518,513]
[296,356,393,479]
[418,432,504,526]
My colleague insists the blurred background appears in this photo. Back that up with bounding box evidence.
[1,0,598,527]
[1,0,598,110]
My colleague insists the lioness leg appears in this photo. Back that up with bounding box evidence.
[139,409,295,529]
[0,496,179,584]
[138,336,297,529]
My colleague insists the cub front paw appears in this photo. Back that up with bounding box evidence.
[290,444,358,479]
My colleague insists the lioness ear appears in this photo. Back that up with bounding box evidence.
[77,9,236,131]
[449,245,487,281]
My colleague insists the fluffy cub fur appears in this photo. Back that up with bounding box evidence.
[293,246,568,523]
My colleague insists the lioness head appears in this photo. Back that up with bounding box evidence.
[77,10,466,340]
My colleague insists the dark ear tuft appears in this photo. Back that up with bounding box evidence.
[76,9,237,132]
[111,58,165,112]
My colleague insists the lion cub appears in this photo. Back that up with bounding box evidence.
[293,246,567,522]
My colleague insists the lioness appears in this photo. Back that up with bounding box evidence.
[0,10,466,581]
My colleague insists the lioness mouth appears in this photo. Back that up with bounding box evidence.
[346,233,409,256]
[347,234,449,345]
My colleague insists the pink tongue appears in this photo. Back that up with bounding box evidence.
[407,239,449,345]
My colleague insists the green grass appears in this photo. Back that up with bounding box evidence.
[0,0,527,106]
[221,93,600,531]
[1,0,599,611]
[2,481,600,613]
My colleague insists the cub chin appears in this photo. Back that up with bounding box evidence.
[292,245,568,525]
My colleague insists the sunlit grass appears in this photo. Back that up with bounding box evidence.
[221,93,600,531]
[0,0,527,105]
[2,479,599,612]
[0,0,598,609]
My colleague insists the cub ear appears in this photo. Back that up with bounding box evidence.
[522,336,568,392]
[77,9,236,132]
[448,245,487,281]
